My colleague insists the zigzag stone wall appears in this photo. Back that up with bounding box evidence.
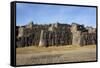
[16,22,96,48]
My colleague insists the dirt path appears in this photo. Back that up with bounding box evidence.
[16,45,96,65]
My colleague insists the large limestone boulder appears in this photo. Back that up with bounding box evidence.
[39,30,47,47]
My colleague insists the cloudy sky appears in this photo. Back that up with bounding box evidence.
[16,3,96,27]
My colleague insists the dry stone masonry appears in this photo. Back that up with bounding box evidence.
[16,21,96,48]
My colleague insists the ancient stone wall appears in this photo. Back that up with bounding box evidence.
[16,22,96,48]
[80,33,96,46]
[16,30,72,47]
[71,23,96,46]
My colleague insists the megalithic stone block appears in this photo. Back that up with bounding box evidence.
[39,30,47,47]
[72,31,81,46]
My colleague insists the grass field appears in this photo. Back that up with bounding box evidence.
[16,45,97,65]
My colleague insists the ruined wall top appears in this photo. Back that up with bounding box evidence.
[26,21,33,29]
[86,27,96,33]
[18,26,25,37]
[17,22,96,38]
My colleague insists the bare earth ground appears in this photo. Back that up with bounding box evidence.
[16,45,96,65]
